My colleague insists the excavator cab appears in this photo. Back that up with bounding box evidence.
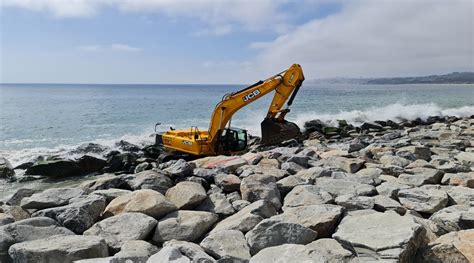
[219,128,248,152]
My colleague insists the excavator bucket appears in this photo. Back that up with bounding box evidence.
[260,118,301,145]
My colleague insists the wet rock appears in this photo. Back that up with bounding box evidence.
[8,235,108,263]
[84,212,157,251]
[166,181,207,209]
[25,159,82,177]
[441,172,474,187]
[32,194,106,234]
[112,240,159,263]
[103,189,177,219]
[333,211,423,262]
[211,200,277,233]
[240,174,281,210]
[164,159,193,178]
[134,162,152,173]
[274,204,343,238]
[6,188,37,206]
[0,157,15,179]
[245,219,317,255]
[21,188,86,210]
[76,155,107,174]
[116,140,141,152]
[200,230,251,261]
[163,240,216,263]
[90,188,131,203]
[80,174,128,191]
[196,192,235,216]
[417,229,474,263]
[72,143,109,155]
[398,186,448,214]
[429,205,474,234]
[0,217,74,257]
[361,122,383,131]
[214,173,241,192]
[125,170,174,194]
[282,185,333,210]
[153,210,218,243]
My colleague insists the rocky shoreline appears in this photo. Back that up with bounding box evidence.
[0,115,473,262]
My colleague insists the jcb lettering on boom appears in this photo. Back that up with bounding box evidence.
[243,89,261,102]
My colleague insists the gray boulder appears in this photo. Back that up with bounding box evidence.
[333,211,423,262]
[83,212,157,251]
[21,188,85,210]
[6,188,37,206]
[200,230,251,261]
[374,195,406,214]
[25,159,82,177]
[398,186,448,214]
[249,244,314,263]
[163,240,216,263]
[80,174,128,191]
[314,178,376,197]
[32,194,106,234]
[283,185,333,210]
[166,181,207,209]
[429,205,474,234]
[416,229,474,263]
[398,167,444,186]
[112,240,159,263]
[0,157,15,179]
[103,189,176,219]
[240,174,282,210]
[0,205,30,221]
[153,210,218,243]
[211,200,277,233]
[147,246,191,263]
[196,192,235,216]
[125,170,174,194]
[91,188,131,203]
[305,238,355,262]
[335,194,375,211]
[245,219,317,255]
[214,173,241,192]
[164,159,193,178]
[0,217,74,257]
[446,186,474,206]
[8,235,108,263]
[441,172,474,188]
[273,204,343,238]
[397,146,431,161]
[379,155,411,167]
[76,155,107,174]
[276,175,309,195]
[376,181,412,199]
[322,156,365,173]
[294,166,332,183]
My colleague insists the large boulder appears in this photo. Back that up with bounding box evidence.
[80,174,128,191]
[333,211,423,262]
[429,205,474,234]
[191,155,248,172]
[441,172,474,188]
[163,240,216,263]
[0,213,14,226]
[8,235,108,263]
[283,185,333,210]
[6,188,37,206]
[112,240,159,263]
[147,247,193,263]
[164,159,193,178]
[249,244,314,263]
[214,173,241,192]
[240,174,282,210]
[200,230,251,261]
[25,159,82,177]
[125,170,174,194]
[335,194,375,210]
[0,217,74,259]
[103,189,176,219]
[90,188,131,203]
[32,194,106,234]
[314,178,376,197]
[0,205,30,221]
[0,157,15,179]
[446,186,474,206]
[376,181,412,199]
[83,213,157,251]
[417,229,474,263]
[196,192,235,216]
[398,168,444,187]
[273,204,343,238]
[245,219,317,255]
[305,238,356,262]
[379,155,411,168]
[165,182,207,209]
[76,155,107,174]
[455,152,474,166]
[153,210,218,243]
[21,188,86,210]
[321,156,365,173]
[211,200,277,233]
[397,146,431,161]
[398,186,448,214]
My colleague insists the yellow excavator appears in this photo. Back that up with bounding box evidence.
[155,63,305,157]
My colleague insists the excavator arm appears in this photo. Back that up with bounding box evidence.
[208,63,305,146]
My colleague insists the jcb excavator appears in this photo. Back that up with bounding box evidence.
[155,63,305,157]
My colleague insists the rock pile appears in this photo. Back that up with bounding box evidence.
[1,115,473,262]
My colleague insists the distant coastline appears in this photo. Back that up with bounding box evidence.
[309,72,474,85]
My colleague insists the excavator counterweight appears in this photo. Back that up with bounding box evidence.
[156,63,305,156]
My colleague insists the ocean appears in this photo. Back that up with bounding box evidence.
[1,83,473,168]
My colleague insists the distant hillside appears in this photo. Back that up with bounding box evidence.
[309,72,474,85]
[367,72,474,84]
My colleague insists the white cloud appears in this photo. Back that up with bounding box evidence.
[79,43,141,52]
[2,0,292,34]
[251,0,474,78]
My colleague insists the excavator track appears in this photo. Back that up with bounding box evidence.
[260,118,301,145]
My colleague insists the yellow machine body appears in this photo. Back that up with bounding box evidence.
[157,63,305,156]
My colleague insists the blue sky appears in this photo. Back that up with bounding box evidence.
[1,0,472,84]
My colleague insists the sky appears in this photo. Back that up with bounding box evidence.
[0,0,473,84]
